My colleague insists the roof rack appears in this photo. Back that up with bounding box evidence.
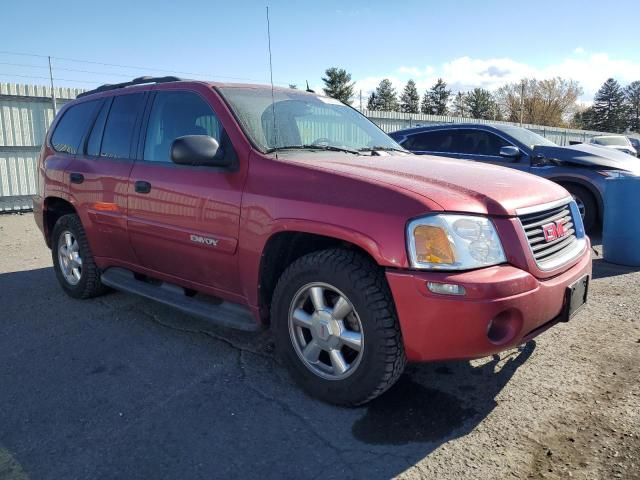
[77,76,183,98]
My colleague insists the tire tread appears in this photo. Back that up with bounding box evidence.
[271,248,406,405]
[52,214,108,299]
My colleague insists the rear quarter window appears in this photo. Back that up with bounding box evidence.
[100,93,146,159]
[50,101,99,154]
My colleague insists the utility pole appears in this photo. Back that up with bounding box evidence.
[48,56,57,115]
[519,79,525,126]
[359,90,362,110]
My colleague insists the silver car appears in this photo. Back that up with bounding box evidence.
[587,135,638,157]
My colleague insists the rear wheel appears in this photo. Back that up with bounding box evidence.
[51,214,108,299]
[271,249,406,406]
[561,184,597,232]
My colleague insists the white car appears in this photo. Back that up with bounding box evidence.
[587,135,638,157]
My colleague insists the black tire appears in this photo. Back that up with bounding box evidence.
[51,213,108,299]
[271,248,406,406]
[561,184,598,232]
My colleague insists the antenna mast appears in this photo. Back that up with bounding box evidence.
[266,6,278,157]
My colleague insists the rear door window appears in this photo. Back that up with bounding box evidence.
[50,101,100,154]
[100,93,146,159]
[405,131,454,152]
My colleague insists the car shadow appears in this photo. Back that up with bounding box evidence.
[1,266,538,480]
[353,342,536,446]
[592,257,640,280]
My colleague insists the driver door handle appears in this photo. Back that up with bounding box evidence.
[70,172,84,184]
[135,180,152,194]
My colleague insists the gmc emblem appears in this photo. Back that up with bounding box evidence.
[542,219,568,242]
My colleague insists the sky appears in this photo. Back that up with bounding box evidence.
[2,0,639,104]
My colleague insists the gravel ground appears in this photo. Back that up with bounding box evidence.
[0,212,638,480]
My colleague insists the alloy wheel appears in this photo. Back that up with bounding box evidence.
[288,282,364,380]
[57,230,83,285]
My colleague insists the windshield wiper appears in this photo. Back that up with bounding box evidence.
[358,146,407,153]
[266,144,360,155]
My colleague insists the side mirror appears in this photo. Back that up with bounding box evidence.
[499,146,521,159]
[170,135,228,167]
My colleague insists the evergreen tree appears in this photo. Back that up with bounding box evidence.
[591,78,628,132]
[366,92,379,110]
[429,78,451,115]
[420,79,451,115]
[464,88,497,120]
[452,92,467,117]
[420,92,430,114]
[572,107,596,130]
[625,80,640,132]
[288,84,298,89]
[373,79,398,111]
[399,79,420,113]
[321,67,355,104]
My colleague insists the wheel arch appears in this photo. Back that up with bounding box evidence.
[43,196,77,248]
[257,227,385,324]
[549,177,603,222]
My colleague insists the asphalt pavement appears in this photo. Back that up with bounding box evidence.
[1,213,638,480]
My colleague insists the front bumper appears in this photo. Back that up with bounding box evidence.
[386,241,592,362]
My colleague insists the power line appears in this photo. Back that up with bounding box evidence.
[0,73,102,84]
[0,49,284,84]
[0,61,136,79]
[0,61,49,70]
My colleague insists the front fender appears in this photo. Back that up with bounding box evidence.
[266,218,392,266]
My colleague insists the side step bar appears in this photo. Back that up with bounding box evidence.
[101,268,261,332]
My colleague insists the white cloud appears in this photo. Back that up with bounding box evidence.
[353,52,640,103]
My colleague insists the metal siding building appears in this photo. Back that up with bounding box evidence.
[0,82,612,213]
[0,83,82,211]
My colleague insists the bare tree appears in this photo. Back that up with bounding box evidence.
[495,78,582,127]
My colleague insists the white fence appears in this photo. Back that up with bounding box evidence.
[0,83,613,212]
[363,110,609,146]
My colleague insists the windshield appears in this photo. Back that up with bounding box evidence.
[217,86,402,153]
[592,136,630,147]
[497,125,557,148]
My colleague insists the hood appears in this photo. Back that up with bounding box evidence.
[282,152,570,216]
[533,144,640,174]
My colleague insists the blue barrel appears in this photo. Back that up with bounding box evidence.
[603,177,640,266]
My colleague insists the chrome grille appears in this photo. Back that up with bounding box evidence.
[519,201,581,269]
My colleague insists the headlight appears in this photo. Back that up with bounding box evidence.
[597,170,638,178]
[406,214,506,270]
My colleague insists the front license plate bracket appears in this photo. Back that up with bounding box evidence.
[560,275,589,322]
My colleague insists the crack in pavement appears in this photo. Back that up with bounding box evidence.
[242,381,359,478]
[134,306,418,471]
[132,306,273,361]
[65,299,421,475]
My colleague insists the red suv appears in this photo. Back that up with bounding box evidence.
[34,77,592,405]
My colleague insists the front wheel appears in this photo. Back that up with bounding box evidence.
[271,249,406,406]
[561,184,598,233]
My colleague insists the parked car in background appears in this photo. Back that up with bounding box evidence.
[587,135,637,157]
[390,124,640,231]
[627,136,640,157]
[35,77,592,405]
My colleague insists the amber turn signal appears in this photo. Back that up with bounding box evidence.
[413,225,455,264]
[92,202,119,212]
